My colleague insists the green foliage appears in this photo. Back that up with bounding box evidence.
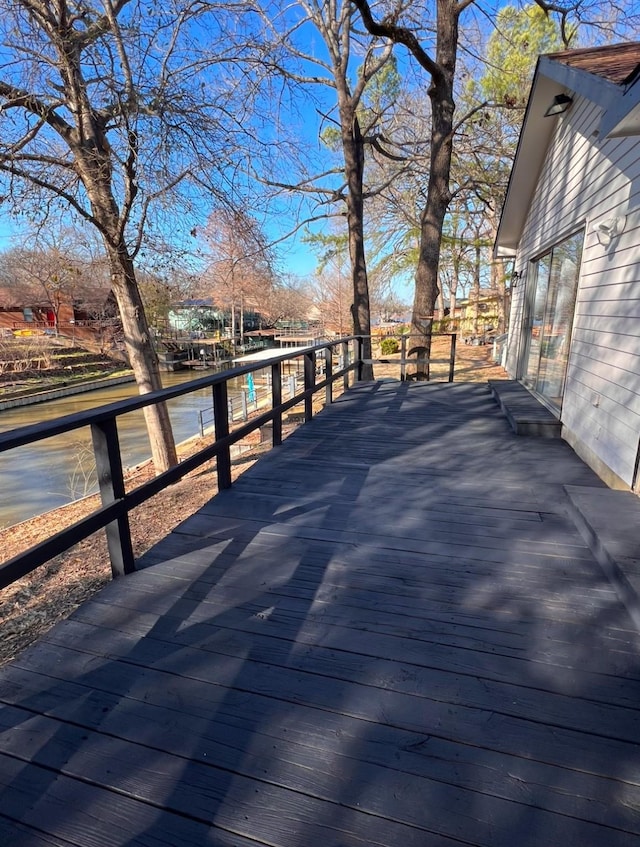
[360,55,401,125]
[320,126,341,151]
[380,337,399,355]
[370,231,419,282]
[479,5,565,107]
[303,230,349,272]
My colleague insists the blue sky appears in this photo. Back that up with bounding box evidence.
[0,1,522,291]
[2,0,630,301]
[0,217,18,252]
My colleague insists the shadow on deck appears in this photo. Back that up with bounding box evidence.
[2,381,640,846]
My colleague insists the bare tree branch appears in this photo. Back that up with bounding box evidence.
[350,0,442,82]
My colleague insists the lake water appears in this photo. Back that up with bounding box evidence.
[0,369,266,528]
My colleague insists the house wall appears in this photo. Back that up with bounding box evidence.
[0,310,26,331]
[0,303,76,328]
[506,94,640,489]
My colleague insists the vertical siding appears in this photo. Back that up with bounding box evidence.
[508,95,640,487]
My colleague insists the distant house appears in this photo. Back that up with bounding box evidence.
[167,299,264,340]
[454,288,508,339]
[0,281,119,346]
[167,299,223,336]
[495,41,640,492]
[0,287,72,332]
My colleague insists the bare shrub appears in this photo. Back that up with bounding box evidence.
[66,439,98,501]
[0,336,54,373]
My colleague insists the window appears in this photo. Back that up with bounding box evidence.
[520,230,583,411]
[23,307,34,322]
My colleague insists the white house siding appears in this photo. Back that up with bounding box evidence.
[507,94,640,488]
[504,286,525,375]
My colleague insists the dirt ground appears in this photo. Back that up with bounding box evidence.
[0,339,507,667]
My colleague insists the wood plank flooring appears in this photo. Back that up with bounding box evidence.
[2,381,640,846]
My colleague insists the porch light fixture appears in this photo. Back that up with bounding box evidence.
[593,215,626,247]
[544,93,573,117]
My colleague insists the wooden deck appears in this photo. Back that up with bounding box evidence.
[2,380,640,846]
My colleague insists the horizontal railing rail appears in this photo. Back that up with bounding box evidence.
[367,333,457,382]
[0,331,458,590]
[0,336,362,589]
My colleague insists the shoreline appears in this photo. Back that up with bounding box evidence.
[0,372,136,411]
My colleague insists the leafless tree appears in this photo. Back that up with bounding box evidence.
[199,208,277,348]
[311,258,353,336]
[258,277,314,329]
[0,0,262,471]
[253,0,401,378]
[0,227,93,333]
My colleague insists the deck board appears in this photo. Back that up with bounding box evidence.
[2,381,640,846]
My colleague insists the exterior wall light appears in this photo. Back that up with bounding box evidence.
[593,216,626,247]
[544,93,573,117]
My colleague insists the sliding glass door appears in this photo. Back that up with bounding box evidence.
[521,230,583,412]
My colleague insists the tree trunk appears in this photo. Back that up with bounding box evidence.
[341,107,374,380]
[106,243,178,473]
[72,120,178,473]
[409,0,459,380]
[0,0,179,474]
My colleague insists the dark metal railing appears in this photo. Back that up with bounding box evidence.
[0,337,361,590]
[368,333,457,382]
[0,332,457,589]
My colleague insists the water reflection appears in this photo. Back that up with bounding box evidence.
[0,370,253,529]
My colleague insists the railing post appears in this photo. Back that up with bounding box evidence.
[304,350,315,422]
[342,341,349,391]
[449,333,457,382]
[325,346,333,406]
[271,361,282,446]
[91,419,135,578]
[400,334,407,382]
[356,335,364,382]
[241,389,248,421]
[213,382,232,490]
